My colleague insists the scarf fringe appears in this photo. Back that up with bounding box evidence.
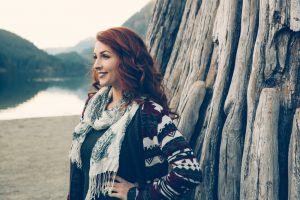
[85,172,117,200]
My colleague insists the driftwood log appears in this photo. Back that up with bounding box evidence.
[240,88,280,200]
[146,0,300,199]
[288,108,300,199]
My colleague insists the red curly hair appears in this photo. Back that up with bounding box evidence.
[91,26,178,119]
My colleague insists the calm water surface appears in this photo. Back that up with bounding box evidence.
[0,78,91,120]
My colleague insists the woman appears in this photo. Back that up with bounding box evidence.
[68,27,202,200]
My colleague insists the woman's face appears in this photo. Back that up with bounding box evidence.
[93,41,121,89]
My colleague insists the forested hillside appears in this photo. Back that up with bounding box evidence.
[0,29,89,83]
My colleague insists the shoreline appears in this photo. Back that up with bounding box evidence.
[0,115,80,200]
[0,114,81,121]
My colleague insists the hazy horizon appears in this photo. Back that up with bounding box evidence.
[0,0,150,49]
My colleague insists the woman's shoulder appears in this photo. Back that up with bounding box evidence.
[139,98,168,117]
[138,98,174,132]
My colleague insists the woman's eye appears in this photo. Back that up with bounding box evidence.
[102,54,110,59]
[93,54,97,60]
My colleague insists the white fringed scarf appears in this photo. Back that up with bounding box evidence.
[69,86,140,200]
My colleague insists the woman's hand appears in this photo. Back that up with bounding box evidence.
[108,176,136,200]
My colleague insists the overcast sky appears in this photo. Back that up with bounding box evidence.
[0,0,150,49]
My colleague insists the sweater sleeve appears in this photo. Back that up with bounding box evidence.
[136,104,202,200]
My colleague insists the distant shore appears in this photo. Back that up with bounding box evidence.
[0,115,80,200]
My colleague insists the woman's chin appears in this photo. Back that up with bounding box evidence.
[98,78,105,85]
[98,80,110,87]
[99,82,106,87]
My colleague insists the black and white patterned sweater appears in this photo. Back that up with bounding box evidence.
[69,97,202,200]
[133,99,202,199]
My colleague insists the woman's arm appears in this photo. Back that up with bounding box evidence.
[136,102,202,200]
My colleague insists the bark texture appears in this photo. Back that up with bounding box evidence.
[240,88,280,200]
[288,108,300,200]
[146,0,300,199]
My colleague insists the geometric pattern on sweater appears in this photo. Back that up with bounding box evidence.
[173,158,202,183]
[137,99,202,200]
[143,136,159,149]
[145,155,165,167]
[160,130,182,148]
[173,157,201,171]
[143,145,161,159]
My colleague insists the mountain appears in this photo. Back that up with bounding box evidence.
[0,1,155,83]
[44,0,156,60]
[67,37,95,53]
[43,47,68,55]
[55,51,92,69]
[80,0,156,63]
[45,37,95,55]
[0,29,90,83]
[122,0,156,38]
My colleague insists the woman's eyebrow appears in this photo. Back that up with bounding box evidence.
[99,50,111,54]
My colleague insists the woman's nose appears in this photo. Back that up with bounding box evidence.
[93,65,103,72]
[93,60,103,70]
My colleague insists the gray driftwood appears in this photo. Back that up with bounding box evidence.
[288,108,300,200]
[177,81,206,141]
[240,88,280,200]
[146,0,300,199]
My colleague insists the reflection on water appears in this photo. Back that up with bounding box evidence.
[0,78,92,120]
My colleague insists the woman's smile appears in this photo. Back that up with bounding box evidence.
[98,72,108,78]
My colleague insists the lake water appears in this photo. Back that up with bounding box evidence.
[0,78,91,120]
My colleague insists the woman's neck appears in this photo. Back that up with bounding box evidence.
[111,86,123,103]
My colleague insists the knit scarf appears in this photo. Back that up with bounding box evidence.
[69,86,140,200]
